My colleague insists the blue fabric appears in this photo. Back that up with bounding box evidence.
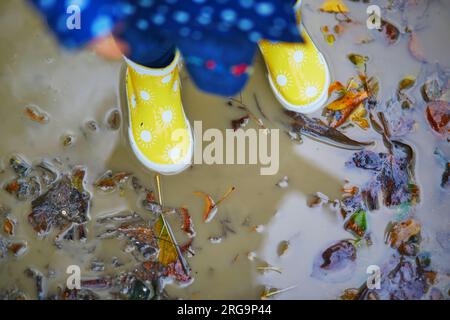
[29,0,303,96]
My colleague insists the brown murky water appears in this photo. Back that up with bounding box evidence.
[0,0,449,299]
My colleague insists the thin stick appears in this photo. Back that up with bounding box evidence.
[214,186,236,208]
[155,174,190,274]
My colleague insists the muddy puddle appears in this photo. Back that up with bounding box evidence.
[0,0,449,300]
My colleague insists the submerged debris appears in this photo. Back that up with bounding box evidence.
[312,240,357,283]
[356,254,436,300]
[106,109,121,130]
[286,111,373,150]
[346,143,419,208]
[25,268,46,300]
[94,171,131,192]
[28,168,90,237]
[24,105,49,124]
[10,155,32,177]
[231,115,250,131]
[277,240,290,257]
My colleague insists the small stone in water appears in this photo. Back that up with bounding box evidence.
[10,155,32,177]
[247,251,257,261]
[62,134,75,147]
[90,260,105,272]
[129,279,154,300]
[85,120,99,132]
[209,236,222,244]
[276,176,289,188]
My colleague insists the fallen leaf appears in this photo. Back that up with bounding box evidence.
[231,115,250,131]
[24,105,49,124]
[94,171,131,192]
[194,192,217,223]
[425,101,450,136]
[320,0,349,13]
[154,217,178,266]
[277,240,290,256]
[327,91,368,112]
[194,187,235,223]
[398,76,416,91]
[312,240,357,282]
[344,210,367,237]
[348,53,368,68]
[379,19,400,45]
[3,218,15,236]
[328,81,346,97]
[179,207,195,238]
[350,104,370,130]
[388,219,421,249]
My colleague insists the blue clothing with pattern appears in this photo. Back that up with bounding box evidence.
[29,0,302,96]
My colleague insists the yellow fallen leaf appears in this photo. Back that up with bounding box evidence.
[320,0,349,13]
[350,104,370,130]
[327,91,368,111]
[154,217,178,266]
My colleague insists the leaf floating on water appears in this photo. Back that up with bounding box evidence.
[312,240,357,282]
[3,217,15,236]
[307,192,329,208]
[320,0,349,13]
[8,241,28,257]
[347,54,368,68]
[231,115,250,131]
[341,288,360,300]
[344,210,367,238]
[349,104,369,130]
[398,76,416,92]
[94,170,131,192]
[378,19,400,45]
[194,187,235,223]
[277,240,290,257]
[179,207,195,238]
[387,219,421,250]
[425,101,450,137]
[194,192,217,223]
[24,105,49,124]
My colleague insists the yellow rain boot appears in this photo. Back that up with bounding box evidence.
[124,51,193,175]
[259,0,331,114]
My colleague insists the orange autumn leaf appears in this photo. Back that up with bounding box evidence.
[24,106,49,124]
[194,191,217,223]
[180,207,195,238]
[194,187,235,223]
[328,81,346,96]
[327,91,368,111]
[3,218,14,236]
[320,0,349,13]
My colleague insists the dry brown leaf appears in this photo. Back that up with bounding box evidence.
[388,219,421,249]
